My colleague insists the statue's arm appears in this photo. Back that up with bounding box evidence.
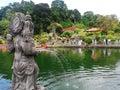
[6,34,15,53]
[21,40,39,56]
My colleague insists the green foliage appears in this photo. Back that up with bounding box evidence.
[12,0,35,14]
[0,5,12,20]
[0,40,2,44]
[48,22,63,34]
[51,0,68,22]
[74,23,86,29]
[39,32,49,44]
[107,30,114,35]
[0,39,5,44]
[40,32,48,38]
[0,19,9,35]
[34,32,49,44]
[113,27,120,33]
[113,23,120,33]
[83,37,92,44]
[72,9,81,23]
[106,34,115,40]
[77,30,86,38]
[34,35,40,42]
[61,20,73,28]
[82,11,94,27]
[5,9,14,20]
[96,15,119,32]
[32,3,51,34]
[61,31,74,37]
[51,0,68,11]
[0,0,120,40]
[67,9,81,23]
[40,38,48,44]
[87,32,101,36]
[98,35,105,41]
[3,30,8,37]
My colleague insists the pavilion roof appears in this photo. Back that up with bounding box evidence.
[85,28,101,32]
[62,27,75,32]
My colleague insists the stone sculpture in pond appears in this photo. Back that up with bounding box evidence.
[6,12,45,90]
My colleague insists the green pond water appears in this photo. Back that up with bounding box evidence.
[1,48,120,90]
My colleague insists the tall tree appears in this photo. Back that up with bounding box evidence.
[12,0,35,14]
[0,5,12,20]
[51,0,68,22]
[0,19,9,36]
[93,14,102,27]
[82,11,94,27]
[32,3,52,34]
[51,0,68,11]
[68,9,81,23]
[96,15,119,33]
[73,9,81,23]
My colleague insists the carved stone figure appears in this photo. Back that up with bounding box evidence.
[7,12,45,90]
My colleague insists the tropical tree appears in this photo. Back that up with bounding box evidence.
[0,19,9,36]
[113,22,120,33]
[51,0,68,22]
[61,31,74,37]
[48,22,63,35]
[12,0,34,14]
[96,15,119,34]
[72,9,81,23]
[5,9,14,20]
[92,14,102,27]
[51,0,68,11]
[32,3,52,34]
[67,9,81,23]
[81,11,94,27]
[0,5,12,20]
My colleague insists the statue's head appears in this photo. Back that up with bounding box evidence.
[6,34,13,41]
[25,15,32,21]
[9,12,25,36]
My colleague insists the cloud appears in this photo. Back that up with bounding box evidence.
[0,2,7,8]
[32,0,53,5]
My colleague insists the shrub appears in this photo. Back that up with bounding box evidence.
[83,37,92,44]
[61,20,73,28]
[106,34,115,40]
[97,35,105,43]
[34,35,39,40]
[40,38,48,44]
[0,39,5,44]
[61,31,74,37]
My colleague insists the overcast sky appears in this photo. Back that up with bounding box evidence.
[1,0,120,18]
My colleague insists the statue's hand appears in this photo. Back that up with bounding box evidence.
[6,34,13,41]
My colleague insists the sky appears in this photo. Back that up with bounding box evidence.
[1,0,120,18]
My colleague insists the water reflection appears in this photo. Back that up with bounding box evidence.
[1,48,120,90]
[78,48,83,54]
[103,48,111,56]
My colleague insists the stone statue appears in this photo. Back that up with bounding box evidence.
[7,12,45,90]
